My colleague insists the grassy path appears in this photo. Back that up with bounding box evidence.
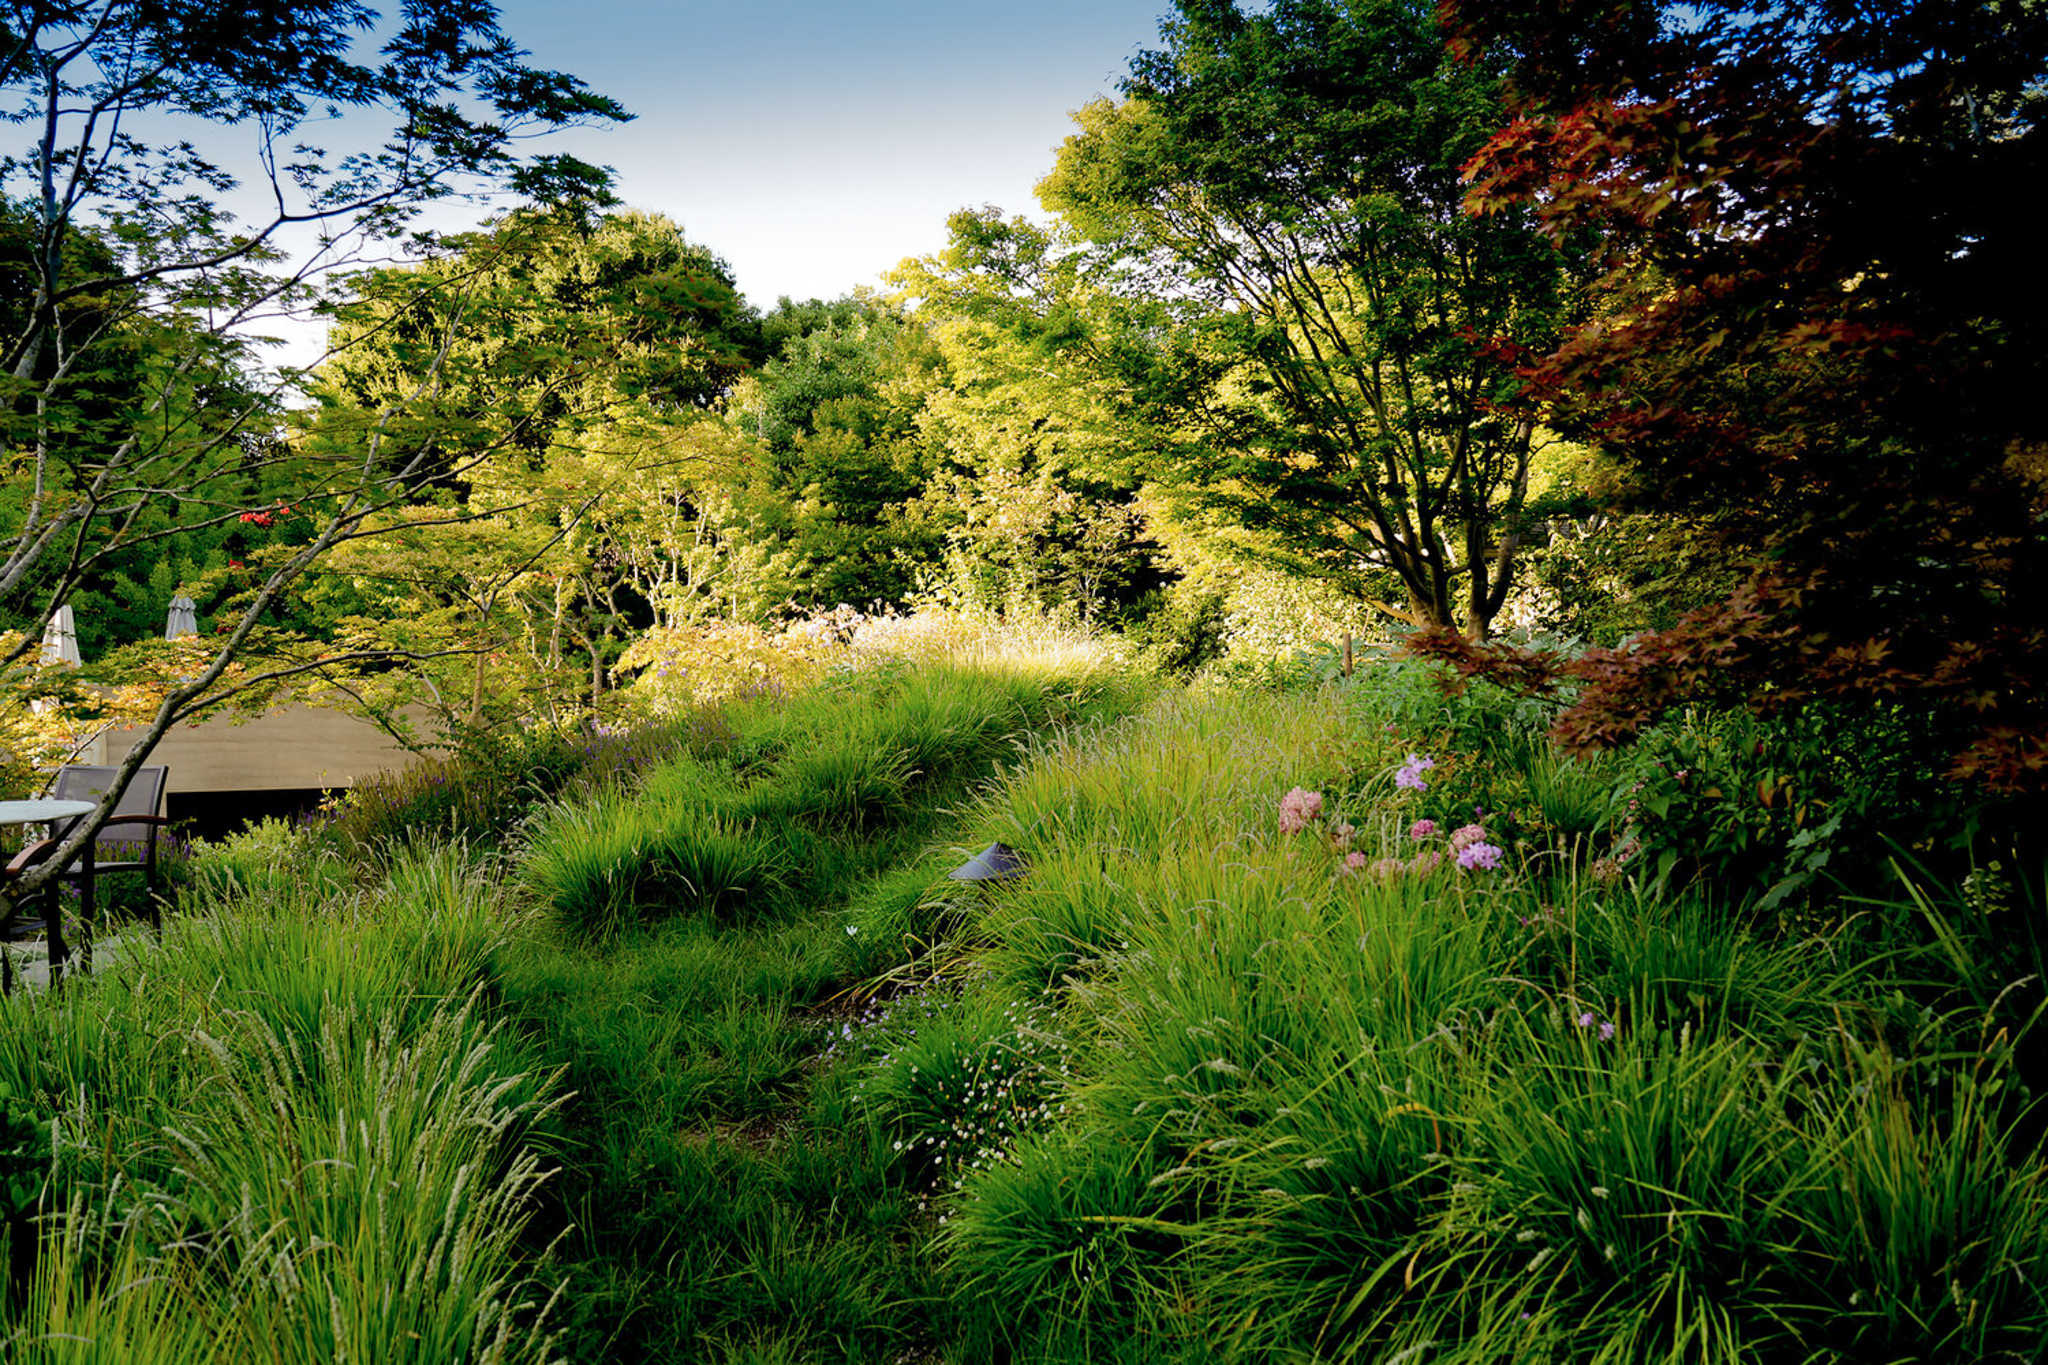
[486,660,1153,1362]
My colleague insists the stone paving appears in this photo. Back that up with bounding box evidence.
[2,931,138,991]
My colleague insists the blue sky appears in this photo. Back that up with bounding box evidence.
[492,0,1172,309]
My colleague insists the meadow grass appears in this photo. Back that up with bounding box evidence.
[7,622,2041,1362]
[483,633,1156,1362]
[911,683,2048,1362]
[0,842,561,1364]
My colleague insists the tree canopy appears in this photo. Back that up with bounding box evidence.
[1035,0,1586,638]
[1426,0,2048,786]
[299,208,759,732]
[0,0,626,875]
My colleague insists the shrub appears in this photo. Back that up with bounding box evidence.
[1611,701,1977,911]
[1119,585,1230,676]
[183,816,345,905]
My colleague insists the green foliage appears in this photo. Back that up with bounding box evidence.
[316,717,710,861]
[921,468,1154,623]
[851,985,1073,1189]
[722,296,949,607]
[1329,650,1616,857]
[944,1121,1201,1360]
[2,0,629,881]
[521,791,789,932]
[521,650,1148,947]
[755,737,915,832]
[1347,643,2021,912]
[23,645,2036,1363]
[0,838,558,1363]
[917,684,2048,1362]
[301,209,761,728]
[1612,702,1977,911]
[316,210,753,476]
[1517,511,1748,647]
[1794,1048,2048,1361]
[1120,585,1231,675]
[887,210,1172,623]
[1033,0,1585,636]
[178,816,332,906]
[0,1081,48,1224]
[481,645,1160,1363]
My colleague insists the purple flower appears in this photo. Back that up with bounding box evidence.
[1394,754,1435,791]
[1456,841,1504,872]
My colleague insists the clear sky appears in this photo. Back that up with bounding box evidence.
[489,0,1173,310]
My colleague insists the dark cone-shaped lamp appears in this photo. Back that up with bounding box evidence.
[948,841,1027,882]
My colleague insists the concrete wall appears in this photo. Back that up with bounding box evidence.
[92,705,436,793]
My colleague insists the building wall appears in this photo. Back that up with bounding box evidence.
[93,705,437,793]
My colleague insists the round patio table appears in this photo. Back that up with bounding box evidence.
[0,798,96,826]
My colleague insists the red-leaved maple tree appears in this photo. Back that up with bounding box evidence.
[1425,0,2048,789]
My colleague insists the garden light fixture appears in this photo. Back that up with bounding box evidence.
[948,841,1026,882]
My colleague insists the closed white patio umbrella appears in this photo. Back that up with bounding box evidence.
[164,595,198,639]
[40,604,79,667]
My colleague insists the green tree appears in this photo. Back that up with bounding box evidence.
[721,297,950,608]
[888,210,1166,620]
[0,0,624,872]
[1039,0,1584,638]
[300,208,757,728]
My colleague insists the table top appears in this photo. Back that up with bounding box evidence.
[0,798,96,825]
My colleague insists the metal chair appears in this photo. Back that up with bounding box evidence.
[1,765,170,988]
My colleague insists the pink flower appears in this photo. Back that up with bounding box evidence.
[1394,754,1435,790]
[1457,841,1505,872]
[1449,823,1487,852]
[1278,786,1324,835]
[1408,851,1442,875]
[1370,857,1406,879]
[1408,818,1437,840]
[1339,851,1369,875]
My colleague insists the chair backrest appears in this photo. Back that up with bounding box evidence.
[48,764,168,855]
